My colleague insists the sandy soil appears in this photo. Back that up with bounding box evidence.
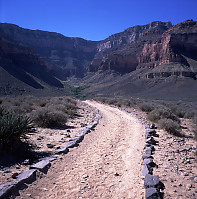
[153,120,197,199]
[14,101,145,199]
[0,100,95,185]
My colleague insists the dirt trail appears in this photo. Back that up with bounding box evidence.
[16,101,145,199]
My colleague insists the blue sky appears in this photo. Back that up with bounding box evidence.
[0,0,196,41]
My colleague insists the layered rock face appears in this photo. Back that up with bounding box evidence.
[90,21,172,73]
[0,23,98,79]
[0,19,197,91]
[90,20,197,79]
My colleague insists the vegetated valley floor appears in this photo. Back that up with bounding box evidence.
[14,101,145,199]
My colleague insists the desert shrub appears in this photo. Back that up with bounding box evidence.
[184,110,196,119]
[13,101,21,107]
[193,116,197,125]
[54,104,75,117]
[106,99,118,105]
[0,106,35,151]
[158,118,182,136]
[0,97,77,128]
[36,100,47,107]
[193,116,197,140]
[125,99,137,107]
[139,102,155,112]
[31,109,67,128]
[147,107,180,123]
[169,106,185,118]
[193,130,197,140]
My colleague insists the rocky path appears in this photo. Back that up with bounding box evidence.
[15,101,145,199]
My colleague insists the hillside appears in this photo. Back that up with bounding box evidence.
[0,20,197,99]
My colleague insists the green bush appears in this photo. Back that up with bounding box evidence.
[147,107,180,123]
[0,106,35,150]
[31,109,68,128]
[158,118,182,136]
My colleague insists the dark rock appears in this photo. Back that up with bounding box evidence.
[143,158,155,167]
[65,134,70,138]
[146,137,158,145]
[146,129,156,135]
[54,145,69,154]
[142,154,154,160]
[47,143,54,148]
[145,188,160,199]
[0,181,16,198]
[16,169,37,184]
[3,170,12,173]
[30,160,51,171]
[114,172,119,176]
[189,176,197,181]
[23,159,30,165]
[142,165,153,176]
[146,147,154,155]
[144,174,164,190]
[11,173,18,179]
[150,124,156,129]
[59,140,65,143]
[65,140,78,148]
[145,132,152,139]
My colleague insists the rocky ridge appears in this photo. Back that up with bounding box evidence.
[0,23,98,80]
[0,20,197,97]
[90,20,197,80]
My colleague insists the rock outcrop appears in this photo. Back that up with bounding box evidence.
[89,21,173,73]
[90,20,197,79]
[0,20,197,95]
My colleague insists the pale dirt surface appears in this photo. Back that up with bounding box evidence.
[153,120,197,199]
[14,101,145,199]
[0,101,95,185]
[111,105,197,199]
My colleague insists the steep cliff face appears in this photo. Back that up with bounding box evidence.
[90,20,197,79]
[0,23,98,79]
[0,19,197,96]
[138,20,197,79]
[90,21,172,73]
[97,21,172,52]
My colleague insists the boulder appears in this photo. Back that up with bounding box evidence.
[142,165,153,176]
[30,160,51,171]
[146,137,158,145]
[54,145,69,154]
[146,147,153,155]
[142,154,154,160]
[144,174,164,190]
[145,188,160,199]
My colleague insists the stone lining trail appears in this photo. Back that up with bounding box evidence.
[13,101,145,199]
